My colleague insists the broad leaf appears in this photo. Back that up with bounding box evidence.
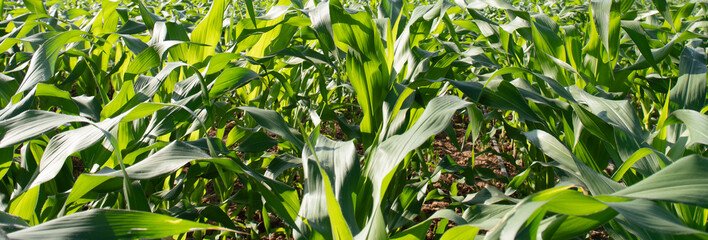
[7,209,228,239]
[612,155,708,208]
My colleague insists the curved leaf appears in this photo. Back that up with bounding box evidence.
[7,209,228,239]
[17,30,87,93]
[612,155,708,208]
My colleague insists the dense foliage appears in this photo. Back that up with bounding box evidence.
[0,0,707,239]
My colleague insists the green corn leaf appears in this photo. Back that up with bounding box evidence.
[105,62,188,119]
[91,141,213,179]
[491,187,562,240]
[208,67,260,99]
[296,136,359,238]
[523,130,578,172]
[440,225,479,240]
[72,95,102,121]
[130,0,161,30]
[669,47,706,112]
[204,53,241,75]
[493,187,610,239]
[244,0,257,25]
[243,8,298,58]
[309,2,337,57]
[621,21,659,72]
[358,96,469,238]
[651,0,674,30]
[367,96,469,199]
[89,0,120,35]
[590,0,621,58]
[235,131,278,152]
[124,47,160,76]
[240,106,305,150]
[612,155,708,208]
[35,83,80,115]
[7,103,177,191]
[30,115,123,189]
[330,0,391,146]
[22,0,46,14]
[569,87,644,141]
[0,211,30,233]
[535,189,608,216]
[619,37,677,72]
[542,209,618,240]
[8,185,40,225]
[16,30,87,93]
[664,109,708,146]
[601,198,706,236]
[531,15,568,84]
[64,174,120,207]
[570,103,614,144]
[610,148,655,182]
[7,209,229,239]
[0,110,87,148]
[188,0,226,64]
[450,80,542,123]
[492,67,575,102]
[0,89,36,121]
[524,130,624,195]
[390,209,469,240]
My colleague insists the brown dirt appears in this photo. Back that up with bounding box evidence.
[318,121,347,141]
[319,120,365,156]
[256,132,281,154]
[260,233,290,240]
[589,226,610,239]
[430,114,518,194]
[425,219,457,240]
[207,121,238,146]
[71,156,84,179]
[201,180,221,205]
[421,113,521,238]
[223,121,238,143]
[201,111,524,239]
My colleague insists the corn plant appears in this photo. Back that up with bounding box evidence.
[0,0,707,239]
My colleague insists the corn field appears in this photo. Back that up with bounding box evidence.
[0,0,707,239]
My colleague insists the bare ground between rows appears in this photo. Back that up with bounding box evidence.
[200,113,522,239]
[202,113,607,239]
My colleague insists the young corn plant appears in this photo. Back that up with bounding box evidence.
[0,0,707,239]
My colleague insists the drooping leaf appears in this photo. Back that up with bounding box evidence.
[664,110,708,146]
[17,31,87,93]
[524,130,624,195]
[0,110,87,148]
[240,106,305,150]
[7,209,228,239]
[612,155,708,208]
[569,87,643,141]
[601,198,706,236]
[91,141,213,179]
[22,0,46,14]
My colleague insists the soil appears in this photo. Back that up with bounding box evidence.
[198,111,594,239]
[416,113,519,238]
[589,226,610,239]
[71,156,84,180]
[318,121,347,141]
